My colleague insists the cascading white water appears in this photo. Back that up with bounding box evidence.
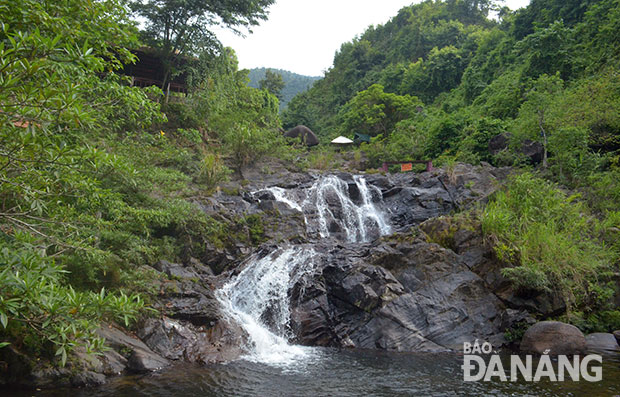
[254,175,391,243]
[263,186,303,212]
[306,175,391,243]
[222,175,391,366]
[216,247,318,365]
[352,175,392,240]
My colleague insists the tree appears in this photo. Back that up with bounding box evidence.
[259,69,285,100]
[339,84,422,137]
[513,73,564,168]
[130,0,276,89]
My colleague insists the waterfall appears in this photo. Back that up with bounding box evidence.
[305,175,391,242]
[222,174,391,365]
[263,186,303,212]
[216,247,318,365]
[254,174,391,243]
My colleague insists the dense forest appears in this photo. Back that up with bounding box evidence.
[0,0,619,382]
[247,68,320,111]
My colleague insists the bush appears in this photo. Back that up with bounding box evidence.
[482,172,615,308]
[0,238,149,366]
[197,153,231,190]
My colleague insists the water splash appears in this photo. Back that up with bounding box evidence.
[216,247,318,366]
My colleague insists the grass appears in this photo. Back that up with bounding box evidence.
[481,172,616,309]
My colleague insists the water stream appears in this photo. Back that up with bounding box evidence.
[217,175,393,366]
[216,246,318,366]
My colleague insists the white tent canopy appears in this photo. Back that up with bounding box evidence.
[331,136,354,144]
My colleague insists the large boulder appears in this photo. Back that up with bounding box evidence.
[488,132,544,164]
[520,321,586,355]
[489,132,511,155]
[284,125,319,146]
[96,324,170,373]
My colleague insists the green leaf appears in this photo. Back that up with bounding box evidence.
[55,346,67,367]
[0,312,7,329]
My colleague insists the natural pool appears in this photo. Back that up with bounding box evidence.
[14,349,620,397]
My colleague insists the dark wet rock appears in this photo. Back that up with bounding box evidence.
[30,368,73,388]
[614,330,620,345]
[291,235,513,352]
[586,333,620,353]
[379,163,510,232]
[488,132,543,164]
[70,371,106,387]
[127,349,169,373]
[420,215,565,318]
[138,317,245,364]
[0,346,34,386]
[489,132,511,155]
[100,350,127,376]
[520,321,586,355]
[96,324,169,373]
[156,278,220,327]
[155,260,201,280]
[521,139,544,164]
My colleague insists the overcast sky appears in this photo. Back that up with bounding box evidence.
[212,0,530,76]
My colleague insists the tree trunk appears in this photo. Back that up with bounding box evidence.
[539,110,548,168]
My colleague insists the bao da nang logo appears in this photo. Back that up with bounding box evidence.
[462,340,603,382]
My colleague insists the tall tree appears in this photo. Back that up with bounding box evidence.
[259,69,285,100]
[131,0,276,89]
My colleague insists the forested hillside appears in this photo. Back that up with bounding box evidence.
[248,68,320,110]
[284,0,619,163]
[283,0,620,330]
[0,0,285,370]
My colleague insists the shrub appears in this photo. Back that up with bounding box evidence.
[0,238,149,366]
[482,172,614,308]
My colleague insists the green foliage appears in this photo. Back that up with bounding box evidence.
[198,153,231,190]
[400,45,466,103]
[482,172,615,308]
[259,69,285,100]
[130,0,276,88]
[362,120,428,167]
[0,238,147,366]
[222,123,282,171]
[339,84,422,138]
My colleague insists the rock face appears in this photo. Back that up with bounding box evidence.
[419,216,566,318]
[585,333,620,353]
[520,321,587,355]
[289,235,512,351]
[489,132,544,164]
